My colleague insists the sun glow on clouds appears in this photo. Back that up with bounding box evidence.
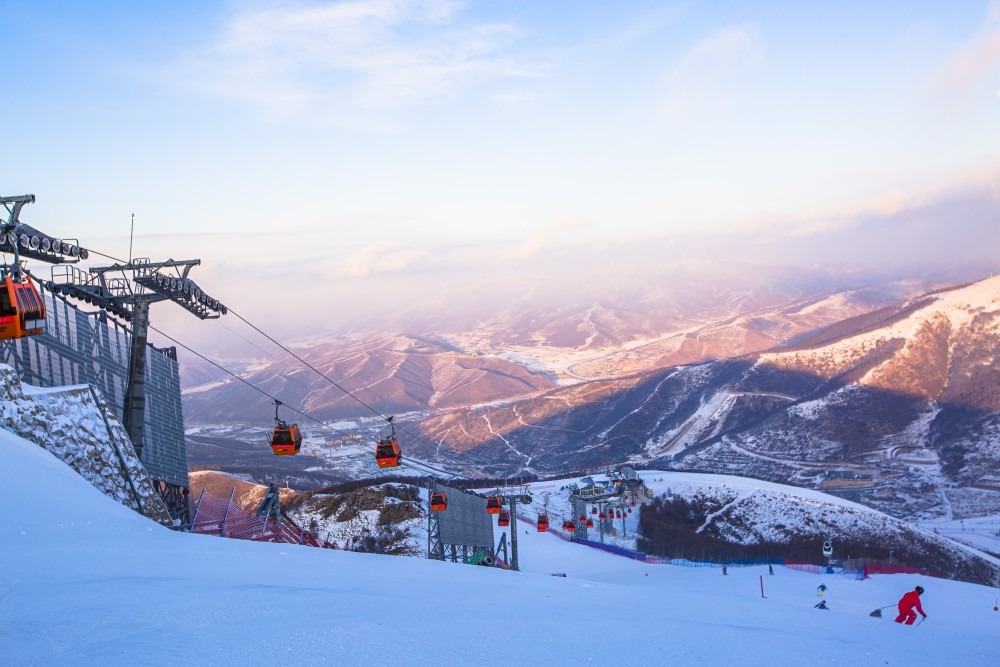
[177,0,532,119]
[931,1,1000,97]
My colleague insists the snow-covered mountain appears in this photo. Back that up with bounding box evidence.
[182,333,555,424]
[411,276,1000,522]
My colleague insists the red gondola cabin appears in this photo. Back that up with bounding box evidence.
[585,518,594,529]
[497,509,510,527]
[537,513,549,532]
[375,437,400,468]
[0,275,46,341]
[486,496,502,515]
[271,422,302,456]
[375,416,401,468]
[563,520,576,533]
[430,492,447,512]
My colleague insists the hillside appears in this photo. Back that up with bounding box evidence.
[182,333,555,424]
[3,425,1000,666]
[410,276,1000,520]
[516,471,1000,585]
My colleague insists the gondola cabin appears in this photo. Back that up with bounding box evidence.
[563,520,576,533]
[497,509,510,527]
[430,492,447,512]
[585,518,594,529]
[0,275,46,341]
[375,436,401,468]
[616,510,622,519]
[591,507,598,515]
[537,513,549,532]
[271,422,302,456]
[598,512,607,521]
[486,496,502,515]
[579,514,586,523]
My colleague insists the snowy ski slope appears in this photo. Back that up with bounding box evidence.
[2,427,999,666]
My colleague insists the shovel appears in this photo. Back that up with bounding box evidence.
[869,605,895,618]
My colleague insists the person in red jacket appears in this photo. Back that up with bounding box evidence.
[895,586,926,625]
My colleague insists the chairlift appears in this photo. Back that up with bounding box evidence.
[0,272,46,341]
[430,491,447,512]
[486,495,502,515]
[374,416,401,468]
[497,509,510,527]
[537,513,549,532]
[270,400,302,456]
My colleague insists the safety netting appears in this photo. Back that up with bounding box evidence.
[190,490,337,549]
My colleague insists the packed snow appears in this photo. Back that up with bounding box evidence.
[3,429,1000,666]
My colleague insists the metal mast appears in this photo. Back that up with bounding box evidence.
[51,257,227,459]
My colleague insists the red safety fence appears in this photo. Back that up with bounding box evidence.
[190,489,339,549]
[862,563,942,579]
[785,561,822,574]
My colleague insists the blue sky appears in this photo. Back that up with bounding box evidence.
[4,1,1000,341]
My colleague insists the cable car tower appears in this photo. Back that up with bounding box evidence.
[42,214,226,521]
[50,255,227,459]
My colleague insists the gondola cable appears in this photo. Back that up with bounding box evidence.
[26,243,443,455]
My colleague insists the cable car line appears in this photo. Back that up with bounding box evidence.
[20,236,445,462]
[224,306,444,453]
[146,323,359,443]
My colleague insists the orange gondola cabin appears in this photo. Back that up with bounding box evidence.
[0,274,46,341]
[269,400,302,456]
[537,513,549,532]
[486,496,502,515]
[563,519,576,533]
[430,492,447,512]
[497,509,510,527]
[585,518,594,529]
[271,421,302,456]
[375,417,401,468]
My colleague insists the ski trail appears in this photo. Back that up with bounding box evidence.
[598,374,673,439]
[696,490,757,534]
[483,414,533,468]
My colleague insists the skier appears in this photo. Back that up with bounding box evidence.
[814,600,829,610]
[817,583,828,596]
[894,586,926,625]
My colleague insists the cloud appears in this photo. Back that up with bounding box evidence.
[501,219,587,261]
[930,2,1000,97]
[173,0,534,119]
[658,23,766,123]
[341,241,427,277]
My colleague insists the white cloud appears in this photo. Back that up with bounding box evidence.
[931,2,1000,97]
[658,23,766,123]
[174,0,534,119]
[341,241,427,277]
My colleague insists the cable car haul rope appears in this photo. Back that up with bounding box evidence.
[3,192,458,472]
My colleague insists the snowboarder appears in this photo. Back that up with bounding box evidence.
[817,583,828,596]
[894,586,926,625]
[814,600,829,610]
